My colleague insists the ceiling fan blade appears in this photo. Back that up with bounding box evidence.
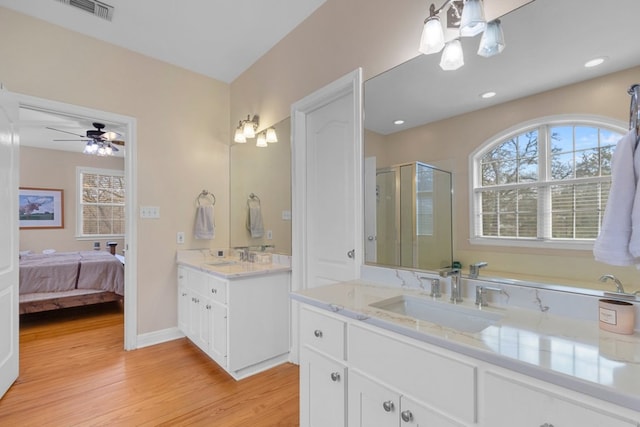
[53,139,91,142]
[109,143,119,152]
[111,140,125,146]
[46,127,86,138]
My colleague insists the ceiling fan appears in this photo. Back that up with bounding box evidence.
[47,122,125,155]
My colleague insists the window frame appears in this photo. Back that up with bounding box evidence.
[76,166,125,240]
[469,114,626,250]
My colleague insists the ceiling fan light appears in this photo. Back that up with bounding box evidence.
[419,16,445,55]
[256,132,268,147]
[477,19,505,57]
[460,0,486,37]
[266,127,278,143]
[83,142,93,154]
[439,39,464,70]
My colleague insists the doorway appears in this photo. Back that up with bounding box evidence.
[16,93,137,350]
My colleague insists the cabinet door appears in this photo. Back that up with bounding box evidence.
[400,395,464,427]
[300,347,346,427]
[484,371,637,427]
[188,289,209,352]
[208,301,227,368]
[177,284,189,334]
[348,371,399,427]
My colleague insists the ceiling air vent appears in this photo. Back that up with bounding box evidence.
[55,0,114,22]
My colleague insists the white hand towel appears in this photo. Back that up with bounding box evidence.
[246,200,264,238]
[593,130,637,265]
[629,133,640,259]
[194,205,215,240]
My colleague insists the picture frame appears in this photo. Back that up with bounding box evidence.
[19,187,64,229]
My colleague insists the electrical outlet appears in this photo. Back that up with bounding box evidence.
[176,231,185,244]
[266,230,273,240]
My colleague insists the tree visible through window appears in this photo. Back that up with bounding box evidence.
[77,167,125,237]
[471,119,623,247]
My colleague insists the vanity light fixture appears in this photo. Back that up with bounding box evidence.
[419,0,506,70]
[233,114,278,148]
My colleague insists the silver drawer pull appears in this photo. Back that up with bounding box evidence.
[330,372,340,382]
[206,304,211,310]
[211,288,217,294]
[314,330,323,338]
[401,410,413,422]
[382,401,394,412]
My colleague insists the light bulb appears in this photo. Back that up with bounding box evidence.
[419,16,445,55]
[243,120,256,138]
[256,133,268,147]
[266,127,278,143]
[234,126,247,143]
[440,40,464,70]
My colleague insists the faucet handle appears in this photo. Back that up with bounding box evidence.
[430,279,441,298]
[469,262,488,278]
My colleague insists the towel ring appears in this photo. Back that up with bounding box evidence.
[196,190,216,206]
[249,193,260,202]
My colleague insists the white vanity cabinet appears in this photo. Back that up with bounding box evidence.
[348,323,474,427]
[177,264,290,380]
[299,305,347,427]
[483,370,638,427]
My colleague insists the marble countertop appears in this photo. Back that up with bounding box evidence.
[291,281,640,412]
[176,249,291,279]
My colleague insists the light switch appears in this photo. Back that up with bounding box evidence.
[266,230,273,240]
[177,231,185,244]
[281,210,292,221]
[140,206,160,218]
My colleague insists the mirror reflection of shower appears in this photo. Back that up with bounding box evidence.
[365,161,452,270]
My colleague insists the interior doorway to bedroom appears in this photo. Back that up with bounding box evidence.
[16,94,137,350]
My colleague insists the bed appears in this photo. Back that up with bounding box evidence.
[19,251,124,314]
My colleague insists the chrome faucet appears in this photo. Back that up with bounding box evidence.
[475,286,506,308]
[599,274,625,293]
[440,268,462,303]
[469,262,488,279]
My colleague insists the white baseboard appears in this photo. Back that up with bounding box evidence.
[135,327,184,349]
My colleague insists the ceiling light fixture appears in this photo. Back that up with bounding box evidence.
[480,91,496,99]
[419,0,505,70]
[584,57,606,68]
[394,119,405,125]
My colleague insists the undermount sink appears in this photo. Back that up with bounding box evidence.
[205,259,238,267]
[369,295,503,333]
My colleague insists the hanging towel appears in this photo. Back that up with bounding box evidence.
[629,133,640,260]
[594,130,638,265]
[246,199,264,238]
[194,205,215,240]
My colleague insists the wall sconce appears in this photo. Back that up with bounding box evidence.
[419,0,505,71]
[234,114,259,143]
[233,114,278,147]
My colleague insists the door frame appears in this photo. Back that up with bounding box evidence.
[16,93,138,350]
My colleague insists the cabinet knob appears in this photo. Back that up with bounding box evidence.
[382,400,394,412]
[401,410,413,422]
[211,288,217,294]
[347,249,355,259]
[330,372,340,382]
[182,292,187,296]
[206,304,211,310]
[314,330,323,338]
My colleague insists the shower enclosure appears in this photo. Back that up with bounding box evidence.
[371,162,452,270]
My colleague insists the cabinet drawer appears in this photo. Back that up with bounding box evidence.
[208,276,227,305]
[484,371,638,427]
[349,323,477,424]
[300,306,346,360]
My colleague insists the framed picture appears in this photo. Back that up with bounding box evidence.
[19,187,64,229]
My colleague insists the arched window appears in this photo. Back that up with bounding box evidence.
[470,116,626,249]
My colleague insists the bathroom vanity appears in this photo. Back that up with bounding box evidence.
[292,280,640,426]
[176,250,291,380]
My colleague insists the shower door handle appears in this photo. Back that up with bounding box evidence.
[347,249,355,259]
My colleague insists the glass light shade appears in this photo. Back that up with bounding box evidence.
[460,0,486,37]
[243,121,256,138]
[418,16,445,55]
[97,145,107,156]
[439,39,464,70]
[234,126,247,143]
[256,133,268,147]
[104,145,113,156]
[477,19,505,57]
[266,127,278,143]
[83,142,93,154]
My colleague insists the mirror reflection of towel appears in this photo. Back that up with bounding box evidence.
[195,205,215,240]
[247,200,264,238]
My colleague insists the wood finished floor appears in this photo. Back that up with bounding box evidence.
[0,303,300,426]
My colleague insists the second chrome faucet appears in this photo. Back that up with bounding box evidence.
[440,268,462,303]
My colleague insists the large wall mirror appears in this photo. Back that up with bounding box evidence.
[363,0,640,288]
[230,117,291,255]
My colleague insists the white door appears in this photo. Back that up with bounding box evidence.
[364,156,377,263]
[0,86,20,399]
[291,69,363,290]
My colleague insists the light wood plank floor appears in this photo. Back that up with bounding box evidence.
[0,302,300,426]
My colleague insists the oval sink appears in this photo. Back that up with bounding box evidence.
[205,259,238,267]
[369,295,503,333]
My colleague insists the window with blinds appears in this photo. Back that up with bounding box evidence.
[77,167,125,237]
[471,118,623,248]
